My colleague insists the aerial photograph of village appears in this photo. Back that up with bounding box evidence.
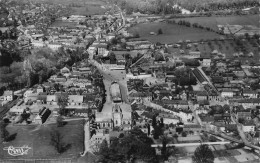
[0,0,259,162]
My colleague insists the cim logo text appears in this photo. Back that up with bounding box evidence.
[3,145,32,156]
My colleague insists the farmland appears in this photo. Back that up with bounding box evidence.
[174,15,259,31]
[71,6,107,16]
[127,22,223,44]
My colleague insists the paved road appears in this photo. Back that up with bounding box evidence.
[188,101,201,125]
[90,59,129,103]
[230,112,250,144]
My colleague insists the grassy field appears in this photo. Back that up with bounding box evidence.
[0,120,84,160]
[174,15,260,31]
[127,22,223,44]
[71,6,107,16]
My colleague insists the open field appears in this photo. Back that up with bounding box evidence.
[71,6,107,16]
[127,22,223,44]
[0,120,84,160]
[174,15,260,31]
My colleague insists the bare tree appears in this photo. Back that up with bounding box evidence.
[0,121,9,142]
[56,116,64,127]
[50,129,65,154]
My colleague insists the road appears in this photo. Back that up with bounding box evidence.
[82,6,127,155]
[230,112,250,144]
[188,101,202,126]
[93,61,129,103]
[152,141,231,148]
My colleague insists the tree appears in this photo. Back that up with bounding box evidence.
[152,114,157,127]
[0,121,9,142]
[98,127,156,162]
[158,28,163,35]
[57,93,68,116]
[50,129,66,154]
[181,131,187,137]
[238,118,245,124]
[160,135,170,161]
[98,139,110,161]
[56,116,64,127]
[134,33,140,38]
[192,144,214,163]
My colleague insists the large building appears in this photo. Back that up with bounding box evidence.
[110,82,122,103]
[95,103,132,130]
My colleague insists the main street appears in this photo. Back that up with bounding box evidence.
[82,8,128,155]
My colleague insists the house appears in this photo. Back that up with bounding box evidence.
[158,113,179,125]
[209,93,221,102]
[68,95,84,106]
[236,110,251,120]
[37,92,47,104]
[1,90,14,101]
[115,55,126,65]
[210,122,226,132]
[24,93,38,103]
[36,85,45,94]
[195,91,208,101]
[78,67,92,75]
[157,100,189,109]
[23,89,34,98]
[179,91,187,100]
[234,98,260,109]
[183,124,202,134]
[60,66,70,74]
[97,44,108,56]
[243,89,258,98]
[128,92,152,104]
[202,58,211,67]
[242,120,255,132]
[90,129,110,148]
[221,89,234,98]
[252,131,260,145]
[199,114,214,126]
[46,95,58,105]
[214,113,232,124]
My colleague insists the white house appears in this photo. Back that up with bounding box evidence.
[221,89,234,98]
[202,59,211,67]
[243,89,258,98]
[1,90,14,101]
[242,122,255,132]
[47,43,62,51]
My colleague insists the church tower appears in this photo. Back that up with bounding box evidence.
[112,104,123,127]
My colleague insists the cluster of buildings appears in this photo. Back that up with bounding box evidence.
[18,13,122,51]
[2,61,104,125]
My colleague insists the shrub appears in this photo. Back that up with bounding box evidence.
[158,28,163,35]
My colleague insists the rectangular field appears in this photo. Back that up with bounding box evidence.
[71,6,107,16]
[174,15,260,31]
[127,22,223,44]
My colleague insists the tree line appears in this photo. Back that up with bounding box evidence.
[109,0,259,15]
[0,47,88,95]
